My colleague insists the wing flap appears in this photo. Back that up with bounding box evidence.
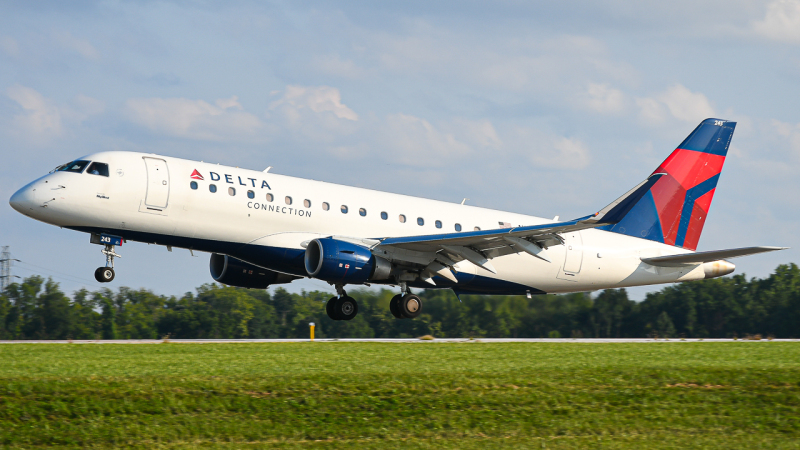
[641,246,787,267]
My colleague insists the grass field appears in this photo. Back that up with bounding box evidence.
[1,342,798,449]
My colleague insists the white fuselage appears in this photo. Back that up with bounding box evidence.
[10,151,716,294]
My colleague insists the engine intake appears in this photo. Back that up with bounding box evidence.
[210,254,297,289]
[304,238,391,284]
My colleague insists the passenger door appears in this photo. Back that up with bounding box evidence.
[143,157,170,211]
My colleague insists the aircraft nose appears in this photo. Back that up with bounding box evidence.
[9,184,36,213]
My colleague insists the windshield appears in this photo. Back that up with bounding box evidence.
[54,160,91,174]
[86,162,109,177]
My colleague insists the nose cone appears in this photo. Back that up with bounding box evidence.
[9,184,36,214]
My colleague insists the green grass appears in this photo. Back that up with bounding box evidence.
[0,342,798,449]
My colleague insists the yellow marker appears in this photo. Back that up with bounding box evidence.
[309,322,315,341]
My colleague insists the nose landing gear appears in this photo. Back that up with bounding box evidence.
[91,234,123,283]
[95,266,115,283]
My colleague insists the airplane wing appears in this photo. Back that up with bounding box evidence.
[641,246,788,267]
[372,173,664,276]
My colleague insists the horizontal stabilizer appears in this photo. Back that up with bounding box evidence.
[641,246,787,267]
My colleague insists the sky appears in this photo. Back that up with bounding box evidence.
[1,0,799,300]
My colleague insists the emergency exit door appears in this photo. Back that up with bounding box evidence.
[143,157,170,210]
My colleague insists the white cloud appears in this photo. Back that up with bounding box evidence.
[72,94,105,117]
[3,86,107,146]
[503,126,591,170]
[635,97,666,124]
[380,113,473,166]
[771,119,800,155]
[450,118,502,148]
[6,84,62,139]
[636,84,715,124]
[658,85,716,122]
[753,0,800,43]
[581,83,627,114]
[124,96,262,141]
[0,36,19,56]
[53,31,100,60]
[311,54,365,79]
[270,85,358,121]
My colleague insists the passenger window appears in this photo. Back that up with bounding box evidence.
[341,205,348,214]
[381,212,388,220]
[209,184,217,193]
[474,226,481,231]
[322,202,330,211]
[285,196,292,205]
[399,214,406,223]
[190,181,198,190]
[86,162,109,177]
[455,223,462,232]
[417,217,424,226]
[435,220,442,229]
[359,208,367,217]
[58,160,90,173]
[228,187,236,196]
[266,193,274,202]
[304,199,311,208]
[247,190,255,199]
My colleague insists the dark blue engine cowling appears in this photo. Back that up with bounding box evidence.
[210,253,298,289]
[304,238,391,284]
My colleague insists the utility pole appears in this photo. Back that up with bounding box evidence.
[1,246,13,292]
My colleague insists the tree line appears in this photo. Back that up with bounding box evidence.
[1,264,799,340]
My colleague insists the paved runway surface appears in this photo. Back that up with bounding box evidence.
[1,338,797,344]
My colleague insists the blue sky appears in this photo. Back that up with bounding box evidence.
[1,0,799,299]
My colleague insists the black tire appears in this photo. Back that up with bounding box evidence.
[400,294,422,319]
[390,294,404,319]
[335,296,358,321]
[95,267,115,283]
[326,297,339,320]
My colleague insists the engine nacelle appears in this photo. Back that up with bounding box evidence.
[210,254,297,289]
[304,238,392,284]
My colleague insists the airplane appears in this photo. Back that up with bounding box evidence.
[8,118,786,321]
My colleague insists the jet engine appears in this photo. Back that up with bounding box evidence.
[304,238,392,284]
[210,253,298,289]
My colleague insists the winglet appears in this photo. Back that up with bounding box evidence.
[586,173,665,225]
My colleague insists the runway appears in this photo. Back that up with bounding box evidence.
[1,338,798,344]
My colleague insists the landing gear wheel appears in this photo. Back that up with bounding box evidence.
[390,294,404,319]
[335,296,358,321]
[95,267,115,283]
[326,297,340,320]
[400,294,422,319]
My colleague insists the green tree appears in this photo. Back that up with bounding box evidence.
[99,294,118,339]
[655,311,676,338]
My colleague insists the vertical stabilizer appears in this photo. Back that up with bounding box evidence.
[602,118,736,250]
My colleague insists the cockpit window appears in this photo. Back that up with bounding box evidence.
[55,160,90,174]
[86,162,109,177]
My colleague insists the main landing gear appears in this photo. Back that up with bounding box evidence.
[324,282,423,321]
[326,285,359,321]
[94,243,121,283]
[390,282,422,319]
